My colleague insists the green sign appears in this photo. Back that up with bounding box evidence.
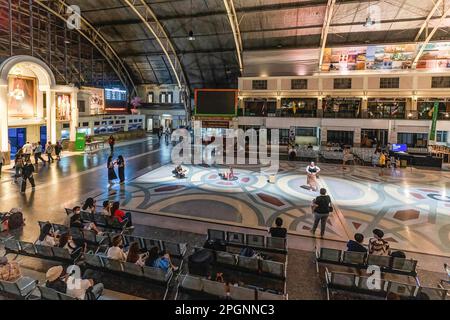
[429,102,439,142]
[75,132,86,151]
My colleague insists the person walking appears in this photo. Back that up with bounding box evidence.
[117,155,125,184]
[55,141,63,161]
[107,155,118,185]
[21,159,35,193]
[33,141,46,166]
[311,188,333,238]
[45,141,55,163]
[21,141,33,161]
[108,135,115,154]
[0,150,5,178]
[13,152,24,183]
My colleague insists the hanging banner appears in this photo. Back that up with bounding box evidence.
[429,102,439,143]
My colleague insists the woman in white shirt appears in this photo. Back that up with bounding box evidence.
[36,222,58,246]
[306,162,321,192]
[106,235,127,262]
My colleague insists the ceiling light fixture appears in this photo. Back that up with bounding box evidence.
[188,30,195,41]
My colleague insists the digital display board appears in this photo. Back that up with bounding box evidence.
[195,89,238,116]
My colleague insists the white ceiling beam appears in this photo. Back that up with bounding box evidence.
[318,0,337,69]
[123,0,191,117]
[223,0,244,73]
[415,0,443,41]
[412,1,450,68]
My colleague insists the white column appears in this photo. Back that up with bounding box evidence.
[48,90,56,144]
[46,89,52,143]
[70,90,78,141]
[0,85,8,152]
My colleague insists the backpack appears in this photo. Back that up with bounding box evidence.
[8,210,24,230]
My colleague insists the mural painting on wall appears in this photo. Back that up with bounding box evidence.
[7,76,36,117]
[56,94,71,121]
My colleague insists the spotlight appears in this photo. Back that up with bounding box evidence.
[188,30,195,41]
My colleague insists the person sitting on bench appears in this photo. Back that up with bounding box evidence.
[173,165,186,178]
[346,233,367,253]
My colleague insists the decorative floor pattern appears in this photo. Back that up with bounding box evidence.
[97,162,450,256]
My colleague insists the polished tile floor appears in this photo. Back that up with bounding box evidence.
[1,136,450,257]
[99,161,450,257]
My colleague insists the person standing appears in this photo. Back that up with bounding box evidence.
[306,161,321,192]
[33,141,46,166]
[21,141,33,161]
[55,141,63,161]
[0,151,5,178]
[108,135,115,154]
[107,155,118,185]
[117,155,125,184]
[45,141,55,163]
[21,159,35,193]
[311,188,332,238]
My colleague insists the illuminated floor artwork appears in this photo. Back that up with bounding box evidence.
[97,162,450,256]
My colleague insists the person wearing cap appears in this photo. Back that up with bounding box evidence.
[368,228,391,256]
[45,265,67,294]
[0,256,21,281]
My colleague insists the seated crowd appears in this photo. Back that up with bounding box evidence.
[346,228,405,258]
[106,234,179,272]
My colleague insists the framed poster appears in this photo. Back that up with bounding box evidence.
[88,87,105,115]
[7,76,36,117]
[56,93,71,121]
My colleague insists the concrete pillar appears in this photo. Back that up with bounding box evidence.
[276,97,281,109]
[361,98,368,119]
[354,127,361,147]
[0,85,8,152]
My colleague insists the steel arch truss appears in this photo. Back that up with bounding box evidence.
[223,0,243,73]
[34,0,136,94]
[123,0,191,118]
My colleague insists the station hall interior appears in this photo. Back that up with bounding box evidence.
[0,0,449,302]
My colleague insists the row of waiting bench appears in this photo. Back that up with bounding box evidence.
[325,268,448,300]
[316,247,419,280]
[178,274,287,300]
[207,229,287,254]
[38,221,187,259]
[194,247,286,280]
[65,208,129,232]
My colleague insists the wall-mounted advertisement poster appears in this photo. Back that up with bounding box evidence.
[365,44,415,70]
[7,76,36,117]
[416,42,450,70]
[321,47,367,71]
[89,88,105,115]
[56,94,71,121]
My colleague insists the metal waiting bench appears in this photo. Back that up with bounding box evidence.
[207,229,287,255]
[38,285,78,300]
[65,208,129,232]
[38,221,107,247]
[316,247,419,284]
[0,277,38,300]
[193,247,286,280]
[3,238,82,264]
[325,268,448,300]
[178,274,287,300]
[83,253,173,299]
[101,232,188,260]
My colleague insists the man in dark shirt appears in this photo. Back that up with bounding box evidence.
[346,233,367,253]
[269,217,287,238]
[45,265,67,294]
[20,159,35,193]
[311,188,332,237]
